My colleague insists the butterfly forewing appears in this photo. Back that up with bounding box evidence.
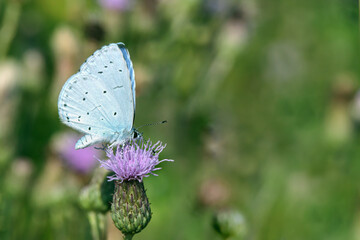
[80,44,135,101]
[117,45,136,109]
[80,43,134,128]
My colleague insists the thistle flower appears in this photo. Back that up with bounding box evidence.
[99,139,172,239]
[98,0,131,11]
[53,132,100,174]
[99,139,173,182]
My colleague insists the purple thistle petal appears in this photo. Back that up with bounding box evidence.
[98,0,131,11]
[98,139,173,182]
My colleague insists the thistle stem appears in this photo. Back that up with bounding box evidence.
[0,0,21,60]
[87,211,107,240]
[123,233,134,240]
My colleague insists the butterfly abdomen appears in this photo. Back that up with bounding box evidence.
[75,134,103,149]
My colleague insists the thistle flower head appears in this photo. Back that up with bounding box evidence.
[54,132,100,174]
[98,0,131,11]
[99,139,173,182]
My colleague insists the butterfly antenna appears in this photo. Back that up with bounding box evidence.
[137,120,167,130]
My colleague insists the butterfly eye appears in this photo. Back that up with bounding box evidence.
[133,131,138,138]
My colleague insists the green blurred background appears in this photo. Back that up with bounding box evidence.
[0,0,359,239]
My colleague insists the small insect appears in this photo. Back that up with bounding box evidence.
[58,43,140,149]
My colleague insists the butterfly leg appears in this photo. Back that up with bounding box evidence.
[94,143,108,151]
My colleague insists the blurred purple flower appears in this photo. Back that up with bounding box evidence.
[99,139,173,182]
[98,0,131,11]
[55,133,100,173]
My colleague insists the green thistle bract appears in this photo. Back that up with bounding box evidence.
[111,180,151,235]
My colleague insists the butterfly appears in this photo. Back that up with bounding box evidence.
[58,43,140,149]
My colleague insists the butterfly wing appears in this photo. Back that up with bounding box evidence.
[117,43,136,111]
[80,43,136,120]
[58,43,136,149]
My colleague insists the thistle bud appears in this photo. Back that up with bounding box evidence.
[111,180,151,237]
[79,168,114,213]
[213,209,247,240]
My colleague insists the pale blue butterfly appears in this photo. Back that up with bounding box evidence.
[58,43,139,149]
